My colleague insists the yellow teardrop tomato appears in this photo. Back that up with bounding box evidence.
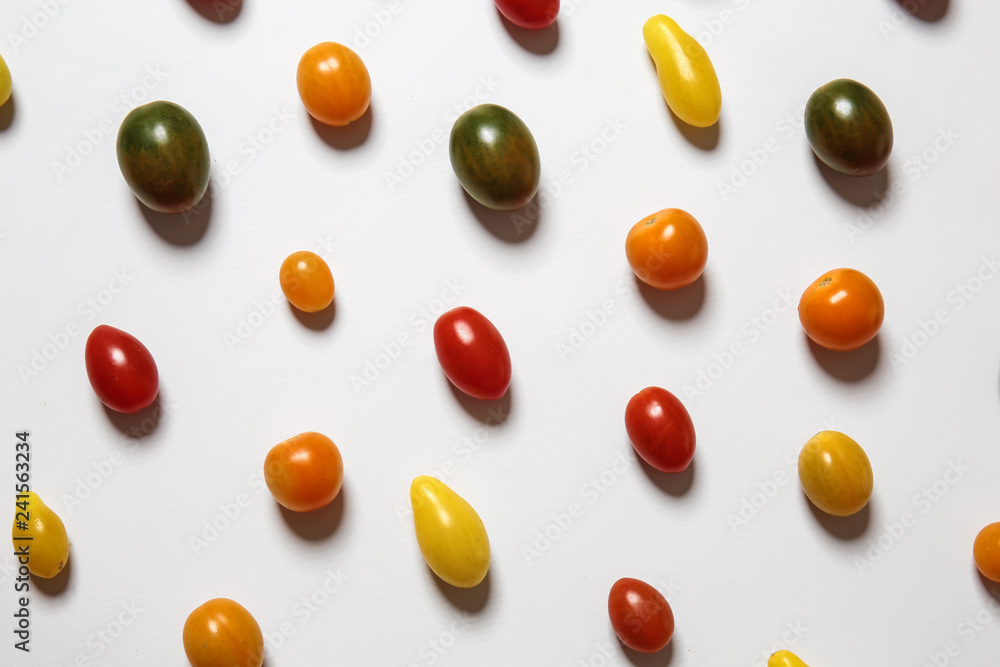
[642,15,721,128]
[0,54,11,106]
[410,476,490,588]
[769,650,810,667]
[798,431,873,517]
[12,492,69,579]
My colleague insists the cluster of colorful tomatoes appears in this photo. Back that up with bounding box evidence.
[6,3,997,666]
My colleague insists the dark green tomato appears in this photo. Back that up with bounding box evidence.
[116,101,210,213]
[805,79,892,176]
[449,104,540,211]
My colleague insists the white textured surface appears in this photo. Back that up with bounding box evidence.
[1,1,999,665]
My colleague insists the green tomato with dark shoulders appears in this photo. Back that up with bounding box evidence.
[449,104,540,211]
[805,79,892,176]
[116,101,210,213]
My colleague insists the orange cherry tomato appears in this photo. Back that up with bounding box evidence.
[296,42,371,127]
[625,208,708,290]
[798,268,884,351]
[974,523,1000,582]
[182,598,263,667]
[279,251,335,313]
[264,432,343,512]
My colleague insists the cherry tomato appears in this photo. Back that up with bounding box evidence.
[798,431,873,517]
[769,651,811,667]
[798,268,884,351]
[279,251,334,313]
[625,208,708,290]
[0,54,11,106]
[433,307,511,400]
[974,523,1000,582]
[608,578,675,653]
[411,476,490,588]
[11,492,69,579]
[643,15,721,128]
[624,387,695,472]
[84,325,159,413]
[296,42,371,127]
[495,0,559,29]
[264,432,343,512]
[183,598,263,667]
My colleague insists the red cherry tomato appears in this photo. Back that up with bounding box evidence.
[264,432,344,512]
[433,307,511,400]
[84,325,159,413]
[495,0,559,29]
[608,577,675,653]
[624,387,695,472]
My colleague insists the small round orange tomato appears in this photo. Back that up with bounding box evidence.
[183,598,263,667]
[798,268,884,351]
[279,251,334,313]
[264,432,343,512]
[974,523,1000,582]
[296,42,371,127]
[625,208,707,290]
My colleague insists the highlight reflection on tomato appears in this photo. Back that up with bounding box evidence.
[433,307,511,400]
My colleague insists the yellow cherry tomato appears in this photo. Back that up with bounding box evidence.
[0,54,10,106]
[643,15,721,128]
[798,431,873,517]
[12,492,69,578]
[410,476,490,588]
[183,598,263,667]
[769,650,810,667]
[279,250,334,313]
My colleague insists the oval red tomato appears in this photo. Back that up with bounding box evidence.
[495,0,560,29]
[433,307,511,400]
[608,577,674,653]
[624,387,695,472]
[85,325,159,413]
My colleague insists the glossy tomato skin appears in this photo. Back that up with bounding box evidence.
[85,325,158,413]
[297,42,371,127]
[625,387,695,472]
[183,598,263,667]
[433,307,511,400]
[974,523,1000,583]
[626,208,707,290]
[279,251,334,313]
[411,475,490,588]
[495,0,559,29]
[798,268,884,351]
[450,104,540,210]
[116,101,210,213]
[264,432,343,512]
[805,79,892,176]
[608,578,675,653]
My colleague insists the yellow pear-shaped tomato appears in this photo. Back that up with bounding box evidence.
[410,476,490,588]
[769,650,810,667]
[643,15,722,128]
[0,53,11,106]
[798,431,873,517]
[12,492,69,578]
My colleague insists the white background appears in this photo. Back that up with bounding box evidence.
[2,0,999,665]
